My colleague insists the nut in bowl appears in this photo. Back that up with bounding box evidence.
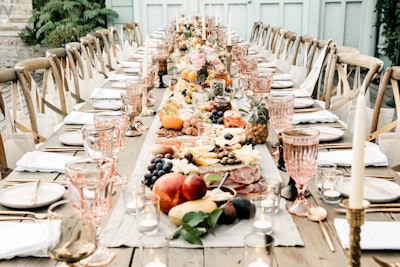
[205,185,237,206]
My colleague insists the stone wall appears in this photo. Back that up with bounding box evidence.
[0,0,45,68]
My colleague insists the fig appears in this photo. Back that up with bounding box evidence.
[232,197,251,219]
[218,201,237,224]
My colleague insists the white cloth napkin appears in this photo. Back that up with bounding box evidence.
[318,143,388,167]
[258,62,277,68]
[292,110,338,124]
[90,88,125,100]
[107,73,139,81]
[15,151,78,173]
[334,218,400,250]
[0,220,61,259]
[273,74,292,81]
[120,61,141,68]
[63,111,94,125]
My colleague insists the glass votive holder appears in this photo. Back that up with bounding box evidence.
[315,162,337,194]
[136,193,160,235]
[321,169,343,204]
[244,232,274,267]
[122,179,145,215]
[140,233,169,267]
[250,195,275,235]
[258,178,282,213]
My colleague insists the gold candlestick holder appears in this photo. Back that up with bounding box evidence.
[346,208,365,267]
[226,44,233,75]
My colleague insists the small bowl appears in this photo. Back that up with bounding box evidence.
[205,185,237,206]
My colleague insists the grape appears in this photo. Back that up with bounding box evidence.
[144,172,152,180]
[144,155,174,188]
[190,118,198,126]
[158,170,166,177]
[165,161,173,168]
[211,110,218,116]
[217,118,223,124]
[217,111,224,117]
[192,128,198,136]
[147,163,156,172]
[162,164,171,172]
[165,153,173,159]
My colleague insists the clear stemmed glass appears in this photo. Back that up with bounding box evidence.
[65,157,115,267]
[48,200,97,267]
[94,111,129,185]
[81,122,114,160]
[281,128,319,217]
[267,93,295,170]
[124,80,146,136]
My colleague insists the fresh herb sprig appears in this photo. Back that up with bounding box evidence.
[170,209,223,245]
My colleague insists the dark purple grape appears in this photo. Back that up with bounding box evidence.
[165,161,173,168]
[151,176,158,183]
[150,158,156,163]
[162,164,171,172]
[165,153,173,159]
[152,170,159,177]
[217,118,223,124]
[144,172,152,180]
[147,163,156,172]
[158,170,166,177]
[156,162,164,170]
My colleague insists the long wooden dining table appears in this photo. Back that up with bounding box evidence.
[1,68,400,267]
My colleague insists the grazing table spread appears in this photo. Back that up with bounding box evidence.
[1,19,400,267]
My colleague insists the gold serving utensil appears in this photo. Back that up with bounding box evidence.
[307,205,335,252]
[318,143,353,149]
[0,211,48,219]
[43,147,85,152]
[0,216,37,222]
[28,179,41,206]
[335,208,400,214]
[373,256,400,267]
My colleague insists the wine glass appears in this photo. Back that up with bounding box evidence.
[267,93,294,170]
[124,80,147,136]
[65,157,115,266]
[48,200,97,267]
[94,111,129,185]
[281,128,319,217]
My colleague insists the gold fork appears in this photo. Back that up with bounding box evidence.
[28,179,41,206]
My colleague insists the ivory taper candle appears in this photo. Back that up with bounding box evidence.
[349,94,366,209]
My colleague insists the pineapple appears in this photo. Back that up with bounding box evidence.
[241,97,269,144]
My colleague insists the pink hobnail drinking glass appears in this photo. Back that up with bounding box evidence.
[65,157,115,266]
[267,93,295,135]
[282,128,320,216]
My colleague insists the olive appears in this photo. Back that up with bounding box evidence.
[224,132,234,140]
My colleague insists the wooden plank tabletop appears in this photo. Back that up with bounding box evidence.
[1,79,400,267]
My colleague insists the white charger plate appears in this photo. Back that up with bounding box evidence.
[123,68,140,74]
[59,131,83,146]
[92,100,122,111]
[271,81,294,89]
[112,82,126,88]
[336,177,400,203]
[0,182,65,209]
[310,126,344,142]
[294,98,314,109]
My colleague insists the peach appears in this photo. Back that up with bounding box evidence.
[182,175,207,200]
[152,172,187,213]
[150,143,175,156]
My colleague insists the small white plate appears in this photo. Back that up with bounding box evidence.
[310,126,344,142]
[0,182,65,209]
[59,131,83,146]
[294,98,314,109]
[92,100,122,111]
[271,81,294,89]
[337,177,400,203]
[112,82,126,89]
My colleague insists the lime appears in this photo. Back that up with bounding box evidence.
[204,173,223,186]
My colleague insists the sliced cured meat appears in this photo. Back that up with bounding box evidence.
[230,165,262,184]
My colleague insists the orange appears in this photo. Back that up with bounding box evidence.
[161,115,184,130]
[181,69,192,80]
[188,70,197,82]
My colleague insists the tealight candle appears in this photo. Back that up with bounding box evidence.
[138,217,158,233]
[144,257,167,267]
[323,189,341,199]
[247,258,269,267]
[125,200,137,214]
[253,220,272,234]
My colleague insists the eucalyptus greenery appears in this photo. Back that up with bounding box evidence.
[240,97,269,125]
[19,0,118,48]
[375,0,400,64]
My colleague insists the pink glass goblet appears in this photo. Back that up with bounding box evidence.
[282,128,320,216]
[65,157,115,267]
[94,111,129,185]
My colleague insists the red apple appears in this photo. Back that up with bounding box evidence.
[152,172,187,213]
[182,175,207,200]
